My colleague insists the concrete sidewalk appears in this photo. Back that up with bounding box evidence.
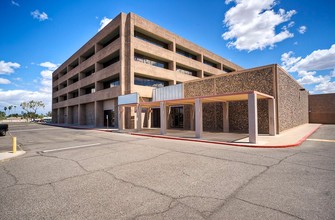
[131,123,321,148]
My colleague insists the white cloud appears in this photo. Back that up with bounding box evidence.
[39,62,59,94]
[297,71,330,85]
[0,61,59,114]
[0,78,11,84]
[331,69,335,77]
[280,51,301,71]
[0,90,50,114]
[40,61,58,71]
[11,0,19,6]
[98,17,113,31]
[281,44,335,93]
[313,81,335,93]
[282,44,335,72]
[0,60,20,75]
[298,25,307,34]
[222,0,296,51]
[31,10,49,21]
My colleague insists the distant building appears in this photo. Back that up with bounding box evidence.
[52,12,309,142]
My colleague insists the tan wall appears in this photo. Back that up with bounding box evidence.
[276,67,309,132]
[309,93,335,124]
[184,66,274,133]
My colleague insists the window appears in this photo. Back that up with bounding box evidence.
[68,90,79,99]
[85,87,95,95]
[135,76,169,88]
[204,72,213,77]
[176,48,197,60]
[134,53,168,69]
[99,28,120,48]
[68,74,79,85]
[176,65,197,77]
[103,78,120,89]
[134,30,168,49]
[223,66,234,73]
[203,59,218,68]
[81,46,95,61]
[81,65,95,78]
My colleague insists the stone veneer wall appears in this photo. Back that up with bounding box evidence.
[309,93,335,124]
[184,66,274,133]
[276,67,309,132]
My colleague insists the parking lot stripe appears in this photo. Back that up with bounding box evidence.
[41,143,102,153]
[306,138,335,143]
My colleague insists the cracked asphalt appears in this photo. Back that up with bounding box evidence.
[0,123,334,220]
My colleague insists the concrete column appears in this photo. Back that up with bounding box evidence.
[67,106,72,124]
[190,104,195,131]
[160,102,167,135]
[147,108,152,129]
[136,105,142,131]
[195,98,203,138]
[223,102,229,132]
[79,104,86,125]
[197,70,204,78]
[95,101,103,127]
[248,93,258,144]
[268,98,276,136]
[118,106,125,130]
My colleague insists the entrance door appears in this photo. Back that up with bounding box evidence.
[104,110,115,127]
[170,106,183,128]
[151,108,160,128]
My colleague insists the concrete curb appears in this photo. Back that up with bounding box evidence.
[130,124,321,148]
[0,151,26,162]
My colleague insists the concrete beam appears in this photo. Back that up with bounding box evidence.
[195,98,203,138]
[160,102,167,135]
[248,93,258,144]
[268,98,276,136]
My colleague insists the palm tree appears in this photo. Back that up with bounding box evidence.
[8,105,13,115]
[4,107,7,116]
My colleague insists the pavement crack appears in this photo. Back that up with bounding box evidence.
[132,199,177,220]
[2,165,19,187]
[104,170,174,200]
[37,152,90,173]
[110,151,171,170]
[151,147,270,168]
[235,197,304,220]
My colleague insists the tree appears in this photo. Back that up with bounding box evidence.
[20,100,45,120]
[4,107,7,115]
[0,111,5,120]
[8,105,13,115]
[46,111,52,117]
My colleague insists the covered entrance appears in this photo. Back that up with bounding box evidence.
[118,91,276,144]
[170,106,183,128]
[104,110,115,127]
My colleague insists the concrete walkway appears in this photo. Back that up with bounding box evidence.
[131,123,321,148]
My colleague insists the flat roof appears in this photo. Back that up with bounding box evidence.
[120,91,273,108]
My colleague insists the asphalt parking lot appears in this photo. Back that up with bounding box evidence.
[0,123,334,219]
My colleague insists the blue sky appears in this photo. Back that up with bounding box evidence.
[1,0,334,114]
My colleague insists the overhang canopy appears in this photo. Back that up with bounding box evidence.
[119,91,274,108]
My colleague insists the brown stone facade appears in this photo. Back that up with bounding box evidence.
[184,65,309,134]
[309,93,335,124]
[276,67,309,132]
